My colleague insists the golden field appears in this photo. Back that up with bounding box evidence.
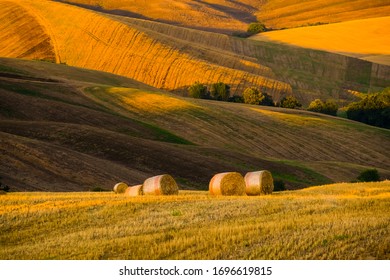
[1,0,389,103]
[257,0,390,29]
[251,17,390,65]
[59,0,390,32]
[1,181,389,259]
[0,0,290,97]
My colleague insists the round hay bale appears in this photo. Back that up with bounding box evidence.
[143,174,179,195]
[244,170,274,195]
[113,182,128,194]
[124,184,143,197]
[209,172,246,196]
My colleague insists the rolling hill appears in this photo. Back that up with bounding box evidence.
[250,16,390,65]
[0,0,389,107]
[0,0,290,99]
[57,0,390,32]
[1,58,389,192]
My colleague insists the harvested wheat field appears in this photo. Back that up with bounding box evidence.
[59,0,390,32]
[0,0,290,97]
[251,17,390,65]
[1,181,389,259]
[257,0,390,29]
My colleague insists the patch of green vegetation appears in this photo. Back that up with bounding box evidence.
[272,159,332,186]
[0,64,25,74]
[86,86,193,145]
[137,121,193,145]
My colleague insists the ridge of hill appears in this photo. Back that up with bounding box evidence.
[56,0,390,32]
[1,58,389,192]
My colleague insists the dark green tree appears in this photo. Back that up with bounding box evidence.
[247,22,267,34]
[346,88,390,128]
[357,169,380,182]
[308,99,338,116]
[188,81,209,99]
[280,95,302,109]
[210,82,230,101]
[243,87,274,106]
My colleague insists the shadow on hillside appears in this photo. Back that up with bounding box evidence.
[195,0,257,23]
[55,0,249,34]
[54,0,180,25]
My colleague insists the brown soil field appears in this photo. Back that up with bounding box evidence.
[1,58,389,192]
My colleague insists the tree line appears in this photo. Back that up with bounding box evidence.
[188,82,389,128]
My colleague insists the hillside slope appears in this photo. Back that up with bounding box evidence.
[1,0,389,106]
[0,0,290,99]
[57,0,390,32]
[1,58,389,191]
[251,17,390,65]
[119,15,390,105]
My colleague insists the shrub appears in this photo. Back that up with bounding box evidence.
[210,82,230,101]
[90,186,110,192]
[280,96,302,109]
[243,87,274,106]
[228,95,244,103]
[188,81,209,99]
[346,88,390,128]
[0,177,10,192]
[357,169,380,182]
[273,179,286,191]
[247,22,267,34]
[308,99,338,115]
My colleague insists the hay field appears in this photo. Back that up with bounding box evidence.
[257,0,390,29]
[1,181,389,259]
[2,0,389,104]
[0,0,290,97]
[58,0,264,33]
[1,57,389,192]
[59,0,390,32]
[251,17,390,65]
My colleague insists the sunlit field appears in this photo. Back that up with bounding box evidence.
[251,17,390,65]
[1,181,389,259]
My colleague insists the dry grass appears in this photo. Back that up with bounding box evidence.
[251,16,390,65]
[257,0,390,29]
[0,1,56,61]
[59,0,390,32]
[1,181,389,259]
[0,0,290,96]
